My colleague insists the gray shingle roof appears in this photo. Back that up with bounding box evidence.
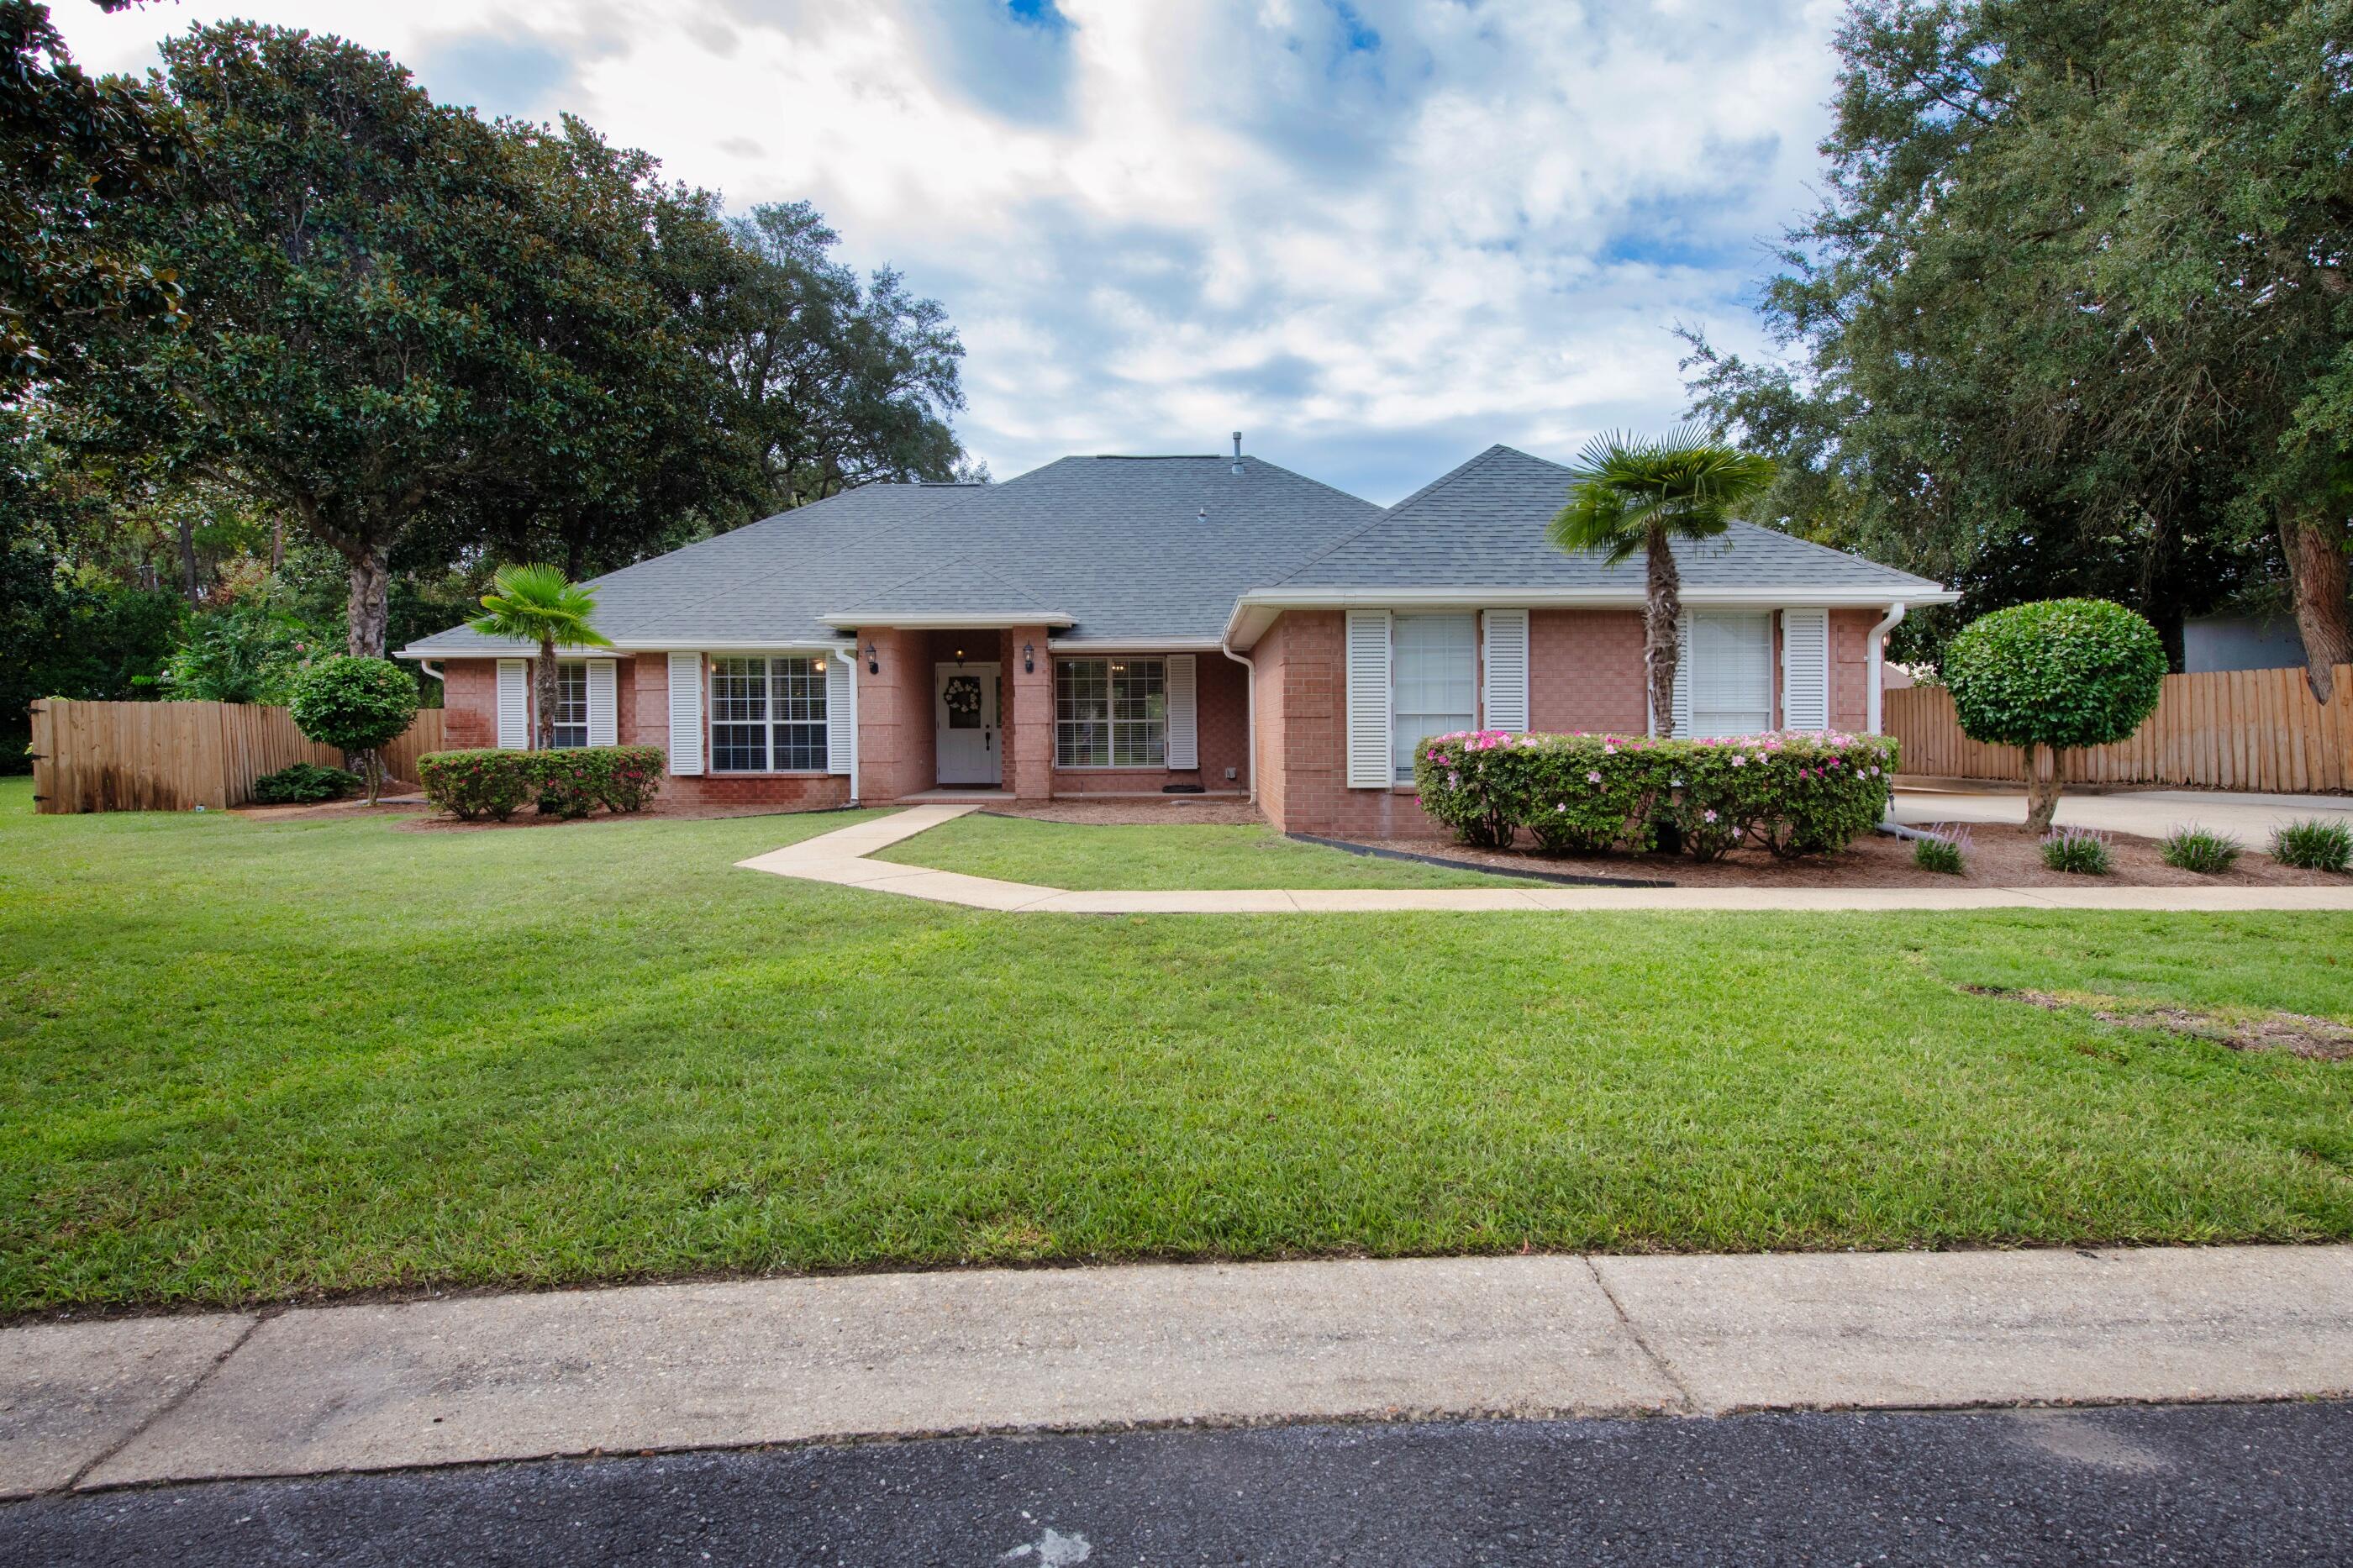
[1269,445,1945,594]
[402,457,1384,655]
[400,444,1942,659]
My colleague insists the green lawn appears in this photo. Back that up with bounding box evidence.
[3,775,2350,1315]
[871,812,1521,888]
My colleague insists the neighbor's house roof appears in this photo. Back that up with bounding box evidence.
[1221,445,1956,646]
[398,444,1952,660]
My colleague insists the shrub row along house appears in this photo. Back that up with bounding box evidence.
[401,442,1954,838]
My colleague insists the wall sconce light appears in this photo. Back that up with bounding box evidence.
[954,646,966,666]
[1022,642,1035,674]
[864,641,878,676]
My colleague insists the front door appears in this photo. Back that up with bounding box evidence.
[934,662,1002,787]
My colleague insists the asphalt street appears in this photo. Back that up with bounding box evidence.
[3,1400,2345,1566]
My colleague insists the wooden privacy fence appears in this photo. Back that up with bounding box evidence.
[29,700,446,813]
[1886,664,2353,792]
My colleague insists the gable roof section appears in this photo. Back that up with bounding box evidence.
[1270,445,1947,595]
[401,456,1385,655]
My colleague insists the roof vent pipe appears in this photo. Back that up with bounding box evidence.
[1198,505,1207,523]
[1230,431,1244,476]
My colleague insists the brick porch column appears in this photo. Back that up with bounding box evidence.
[1006,624,1052,802]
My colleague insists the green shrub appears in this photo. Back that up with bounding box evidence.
[2040,827,2112,875]
[417,745,666,822]
[250,762,362,804]
[1942,599,2165,833]
[1413,729,1899,860]
[1912,826,1970,875]
[2159,825,2241,875]
[289,656,420,803]
[2270,818,2353,872]
[417,750,534,822]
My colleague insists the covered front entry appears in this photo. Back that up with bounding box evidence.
[934,661,1001,786]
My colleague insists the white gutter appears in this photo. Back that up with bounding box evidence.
[1866,602,1907,734]
[1220,584,1960,650]
[417,659,445,685]
[816,612,1075,630]
[1050,636,1225,652]
[1220,636,1257,808]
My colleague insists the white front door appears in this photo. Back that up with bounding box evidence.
[934,662,1002,786]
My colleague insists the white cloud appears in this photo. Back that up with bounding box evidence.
[53,0,1844,500]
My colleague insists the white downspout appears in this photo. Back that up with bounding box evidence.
[1220,638,1257,808]
[418,659,445,686]
[1866,602,1905,734]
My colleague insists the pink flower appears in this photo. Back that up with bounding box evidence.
[1729,753,1746,768]
[1703,809,1719,823]
[1586,770,1602,783]
[1603,743,1618,755]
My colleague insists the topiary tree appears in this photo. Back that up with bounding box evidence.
[1943,598,2166,834]
[289,655,418,805]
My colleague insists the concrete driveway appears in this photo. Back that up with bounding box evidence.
[1893,787,2353,841]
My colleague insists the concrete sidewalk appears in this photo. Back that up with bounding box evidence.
[1894,786,2353,842]
[6,1246,2348,1497]
[736,805,2353,913]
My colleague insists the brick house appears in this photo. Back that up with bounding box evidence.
[400,442,1953,838]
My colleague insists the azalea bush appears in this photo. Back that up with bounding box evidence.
[1413,729,1900,860]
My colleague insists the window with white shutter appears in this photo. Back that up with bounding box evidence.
[1781,608,1829,731]
[1391,613,1476,781]
[496,659,529,750]
[1482,609,1529,733]
[1687,612,1773,737]
[666,652,703,775]
[1344,609,1392,788]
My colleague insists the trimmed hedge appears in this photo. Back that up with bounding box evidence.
[1413,729,1900,860]
[417,746,666,822]
[251,762,362,804]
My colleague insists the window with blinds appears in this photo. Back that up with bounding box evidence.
[1391,613,1477,781]
[709,655,829,772]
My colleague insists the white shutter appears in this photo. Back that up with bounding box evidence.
[1345,608,1393,788]
[496,660,529,750]
[1482,609,1529,732]
[1165,654,1198,769]
[586,660,618,746]
[1668,614,1692,739]
[1782,607,1829,731]
[666,652,703,775]
[825,655,853,776]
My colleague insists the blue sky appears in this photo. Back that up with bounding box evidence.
[56,0,1845,502]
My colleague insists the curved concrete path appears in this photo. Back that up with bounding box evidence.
[736,806,2353,913]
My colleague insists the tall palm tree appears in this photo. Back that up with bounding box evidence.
[469,565,612,750]
[1550,424,1778,735]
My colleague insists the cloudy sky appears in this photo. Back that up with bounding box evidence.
[55,0,1844,503]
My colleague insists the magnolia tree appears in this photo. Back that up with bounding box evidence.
[1943,599,2166,834]
[289,655,418,804]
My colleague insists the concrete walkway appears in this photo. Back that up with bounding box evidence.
[5,1245,2347,1497]
[1895,786,2353,842]
[736,805,2353,913]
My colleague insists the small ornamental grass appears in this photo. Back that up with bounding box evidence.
[1912,824,1971,876]
[1413,729,1898,860]
[2271,818,2353,873]
[2160,825,2242,876]
[2040,827,2112,876]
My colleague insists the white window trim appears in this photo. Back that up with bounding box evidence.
[707,650,835,775]
[1389,611,1478,784]
[1055,655,1170,769]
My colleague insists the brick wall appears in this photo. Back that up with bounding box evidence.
[852,628,935,803]
[1830,608,1876,733]
[441,660,498,750]
[1529,609,1648,734]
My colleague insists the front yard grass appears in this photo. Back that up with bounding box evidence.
[3,776,2350,1315]
[869,812,1519,889]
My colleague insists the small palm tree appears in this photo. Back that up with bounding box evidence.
[1550,424,1778,734]
[469,565,612,750]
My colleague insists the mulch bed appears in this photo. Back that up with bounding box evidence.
[1345,823,2346,888]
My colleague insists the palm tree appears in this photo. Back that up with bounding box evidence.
[1549,424,1778,735]
[469,565,612,750]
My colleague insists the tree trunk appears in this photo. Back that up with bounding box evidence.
[2024,743,2064,834]
[172,516,203,608]
[1644,523,1682,735]
[536,635,558,751]
[269,514,285,575]
[345,541,391,658]
[2281,507,2352,703]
